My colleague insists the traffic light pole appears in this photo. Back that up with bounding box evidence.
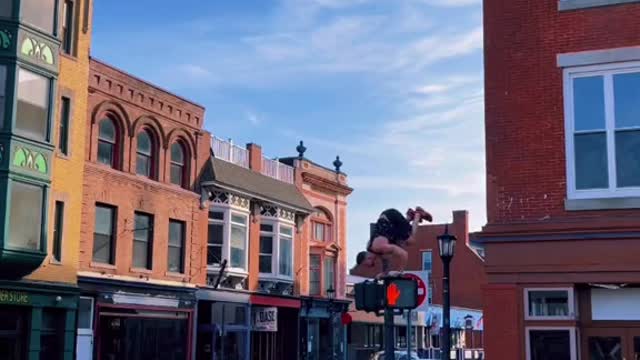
[383,260,395,360]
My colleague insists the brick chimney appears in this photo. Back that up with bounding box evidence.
[247,143,262,173]
[453,210,470,245]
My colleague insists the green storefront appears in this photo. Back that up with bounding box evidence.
[0,1,79,360]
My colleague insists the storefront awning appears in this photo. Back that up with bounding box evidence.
[250,294,301,308]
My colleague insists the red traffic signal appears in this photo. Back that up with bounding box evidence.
[384,276,418,310]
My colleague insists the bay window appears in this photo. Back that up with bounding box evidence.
[22,0,56,34]
[565,62,640,199]
[17,68,51,142]
[8,181,44,251]
[207,207,249,273]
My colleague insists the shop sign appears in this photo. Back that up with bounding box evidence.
[0,290,30,305]
[252,307,277,332]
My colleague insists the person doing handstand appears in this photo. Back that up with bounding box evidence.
[356,207,431,277]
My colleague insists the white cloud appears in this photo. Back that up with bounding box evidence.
[246,111,261,126]
[417,0,482,7]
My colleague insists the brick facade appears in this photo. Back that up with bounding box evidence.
[79,59,210,286]
[481,0,640,359]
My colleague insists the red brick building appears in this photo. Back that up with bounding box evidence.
[349,211,485,358]
[479,0,640,359]
[78,58,211,360]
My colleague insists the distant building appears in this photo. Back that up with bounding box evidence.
[349,211,485,359]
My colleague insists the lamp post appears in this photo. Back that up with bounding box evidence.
[327,287,336,360]
[438,225,457,360]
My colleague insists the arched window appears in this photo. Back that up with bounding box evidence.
[311,208,332,242]
[97,117,118,168]
[136,130,155,178]
[170,141,187,187]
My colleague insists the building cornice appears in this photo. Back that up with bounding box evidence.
[302,172,353,196]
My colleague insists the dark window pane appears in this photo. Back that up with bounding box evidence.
[529,330,571,360]
[137,132,151,154]
[0,1,11,18]
[230,224,246,269]
[99,119,115,141]
[208,223,223,245]
[589,337,622,360]
[93,205,115,264]
[260,235,272,253]
[310,254,321,295]
[324,257,335,293]
[170,164,183,187]
[528,290,569,317]
[260,223,273,232]
[136,154,150,177]
[207,245,221,266]
[168,220,184,273]
[22,0,55,33]
[17,68,50,141]
[97,141,114,166]
[574,76,605,131]
[133,213,152,269]
[616,130,640,188]
[614,72,640,129]
[259,255,272,273]
[61,0,74,54]
[53,201,64,262]
[58,97,70,155]
[575,132,608,189]
[41,309,64,360]
[0,66,6,129]
[171,142,185,164]
[8,182,43,250]
[209,211,223,221]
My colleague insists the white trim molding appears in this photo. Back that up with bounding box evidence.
[525,327,578,360]
[559,0,640,11]
[524,287,576,321]
[558,46,640,68]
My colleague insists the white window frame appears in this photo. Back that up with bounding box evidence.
[564,61,640,200]
[525,327,577,360]
[207,210,225,268]
[524,287,576,320]
[422,250,433,304]
[208,205,249,275]
[258,218,295,282]
[259,221,275,275]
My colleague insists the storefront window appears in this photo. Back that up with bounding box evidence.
[17,68,51,142]
[0,1,11,18]
[21,0,56,34]
[0,307,28,360]
[41,309,65,360]
[528,328,575,360]
[8,181,44,251]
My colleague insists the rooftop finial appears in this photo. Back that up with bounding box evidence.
[297,141,307,159]
[333,156,343,173]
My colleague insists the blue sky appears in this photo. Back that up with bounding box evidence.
[92,0,485,267]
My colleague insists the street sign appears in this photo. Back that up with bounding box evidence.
[384,277,418,310]
[404,273,427,308]
[252,307,278,332]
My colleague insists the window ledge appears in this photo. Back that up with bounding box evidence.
[558,0,640,11]
[91,262,116,270]
[130,267,153,274]
[165,271,185,279]
[60,52,78,62]
[565,197,640,211]
[258,274,294,283]
[559,0,640,10]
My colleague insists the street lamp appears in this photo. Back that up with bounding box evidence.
[438,225,457,360]
[327,287,336,360]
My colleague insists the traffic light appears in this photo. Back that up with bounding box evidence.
[354,280,385,312]
[384,277,418,310]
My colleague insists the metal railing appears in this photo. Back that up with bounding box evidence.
[261,157,294,184]
[211,137,249,168]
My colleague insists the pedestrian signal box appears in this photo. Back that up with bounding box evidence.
[384,277,418,310]
[354,276,419,313]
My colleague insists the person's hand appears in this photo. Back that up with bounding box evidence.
[406,208,416,221]
[414,206,433,223]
